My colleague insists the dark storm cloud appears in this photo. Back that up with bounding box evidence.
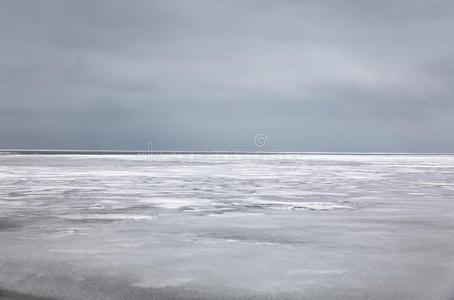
[1,0,454,151]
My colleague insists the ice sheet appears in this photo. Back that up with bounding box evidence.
[1,154,454,300]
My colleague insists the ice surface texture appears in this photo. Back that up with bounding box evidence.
[1,154,454,299]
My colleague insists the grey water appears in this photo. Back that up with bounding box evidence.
[1,154,454,299]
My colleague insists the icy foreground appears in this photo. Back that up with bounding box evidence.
[0,154,454,300]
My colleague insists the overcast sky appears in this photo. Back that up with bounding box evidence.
[1,0,453,152]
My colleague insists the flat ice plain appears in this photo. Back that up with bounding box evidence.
[1,154,454,300]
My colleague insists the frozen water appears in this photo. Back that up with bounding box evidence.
[0,154,454,299]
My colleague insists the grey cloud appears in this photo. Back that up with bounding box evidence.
[1,0,454,151]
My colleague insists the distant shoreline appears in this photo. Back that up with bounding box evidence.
[0,287,58,300]
[1,150,453,156]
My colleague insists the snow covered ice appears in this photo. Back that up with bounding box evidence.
[1,154,454,299]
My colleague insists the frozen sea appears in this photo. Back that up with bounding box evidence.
[1,154,454,300]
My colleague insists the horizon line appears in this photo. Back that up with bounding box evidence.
[1,149,454,155]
